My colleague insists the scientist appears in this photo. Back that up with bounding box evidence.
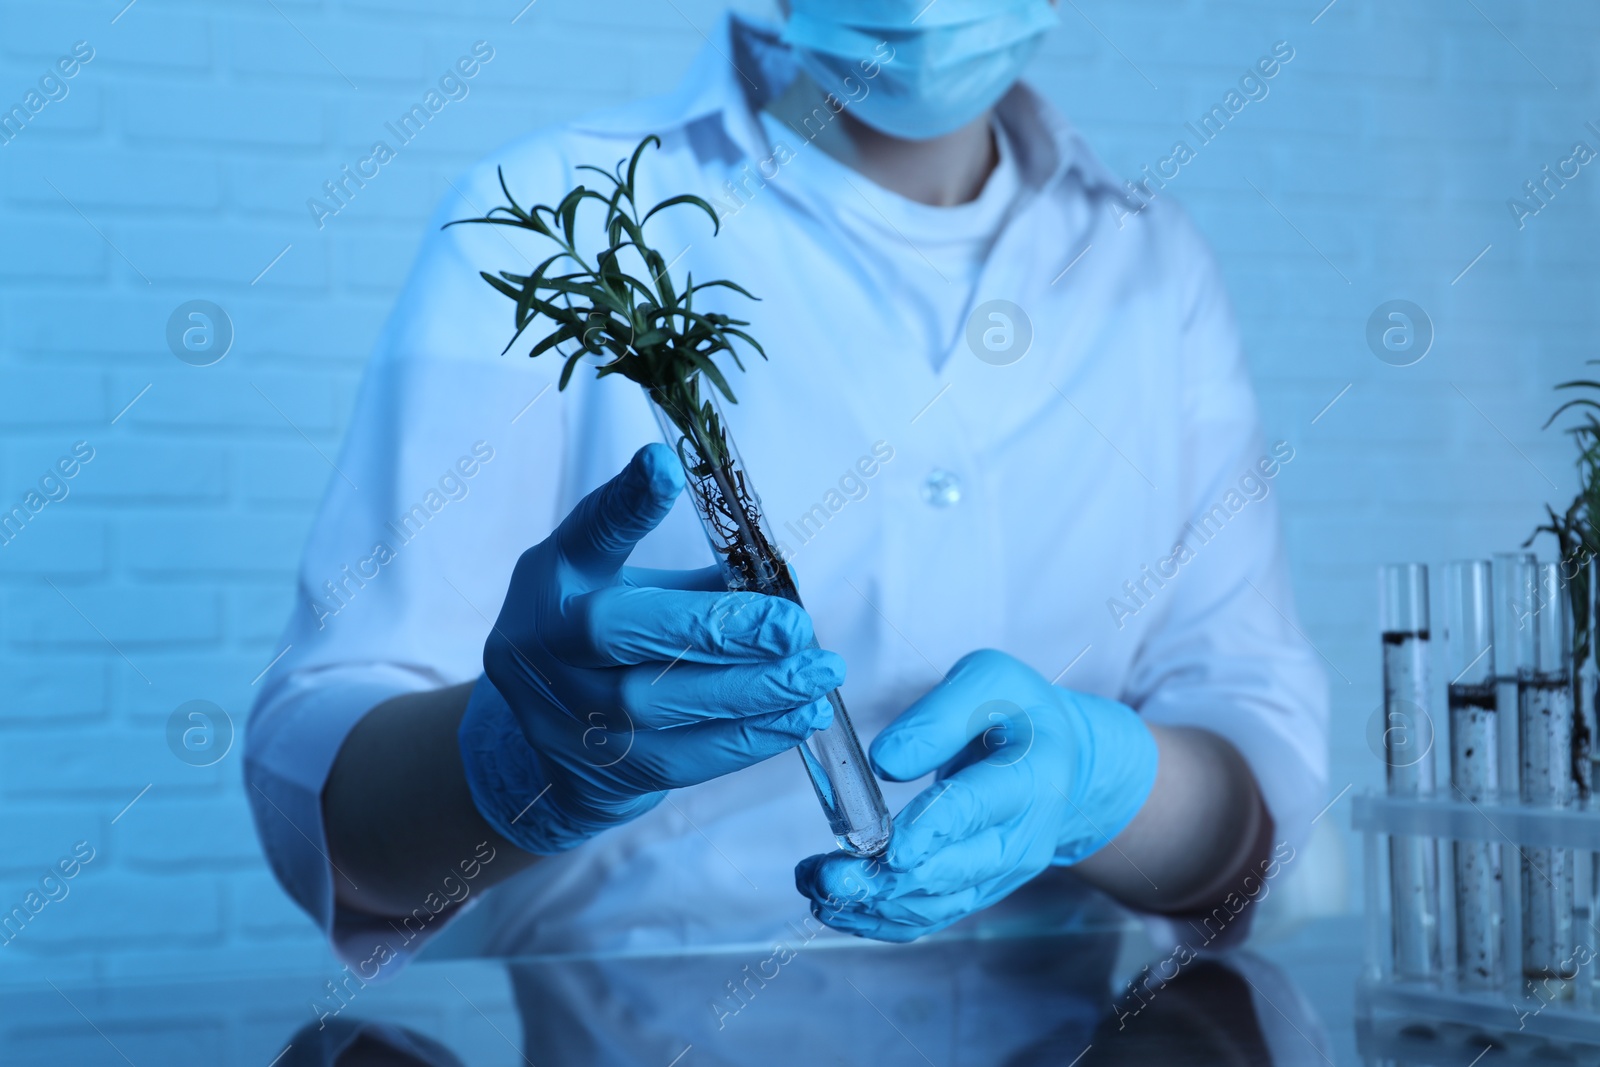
[247,0,1327,967]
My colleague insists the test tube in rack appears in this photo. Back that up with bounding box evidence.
[1520,562,1576,994]
[1445,560,1501,989]
[1380,562,1441,981]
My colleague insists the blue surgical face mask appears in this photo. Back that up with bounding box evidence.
[782,0,1059,141]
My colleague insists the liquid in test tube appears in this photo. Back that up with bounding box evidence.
[1380,563,1441,981]
[1521,562,1576,994]
[1445,560,1501,989]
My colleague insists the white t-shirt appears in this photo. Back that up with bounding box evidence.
[756,109,1024,373]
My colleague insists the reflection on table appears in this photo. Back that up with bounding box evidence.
[279,930,1323,1066]
[20,898,1600,1062]
[5,903,1360,1067]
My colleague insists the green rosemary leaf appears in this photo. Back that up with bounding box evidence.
[685,278,760,302]
[682,346,736,403]
[443,215,531,231]
[537,276,629,315]
[609,213,649,262]
[704,339,747,374]
[653,254,677,308]
[1543,397,1600,429]
[528,322,582,359]
[556,186,587,246]
[480,271,522,303]
[605,182,629,231]
[525,295,588,333]
[521,253,568,325]
[496,167,531,221]
[718,326,767,359]
[625,136,662,198]
[641,194,721,235]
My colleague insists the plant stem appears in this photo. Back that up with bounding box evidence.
[649,378,793,598]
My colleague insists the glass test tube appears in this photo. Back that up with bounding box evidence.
[1582,558,1600,989]
[1493,553,1538,803]
[646,385,892,857]
[1579,557,1597,806]
[1445,560,1501,989]
[1494,552,1536,977]
[1521,562,1576,992]
[1585,560,1600,979]
[1380,563,1441,980]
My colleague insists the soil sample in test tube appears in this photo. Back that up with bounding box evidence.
[1445,560,1501,990]
[1520,563,1577,995]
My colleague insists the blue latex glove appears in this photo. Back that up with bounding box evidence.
[459,443,840,855]
[795,650,1158,941]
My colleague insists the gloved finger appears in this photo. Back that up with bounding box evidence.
[547,653,835,738]
[883,825,1014,896]
[814,910,929,943]
[869,649,1048,782]
[794,852,884,912]
[558,586,814,666]
[805,900,918,942]
[794,854,969,940]
[620,564,725,591]
[622,699,833,790]
[885,761,1033,870]
[805,875,985,940]
[856,884,987,931]
[798,843,1001,912]
[616,650,843,727]
[555,443,685,582]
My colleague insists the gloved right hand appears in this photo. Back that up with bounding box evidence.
[458,443,841,855]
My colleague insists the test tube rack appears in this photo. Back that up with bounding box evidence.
[1356,1011,1600,1065]
[1355,792,1600,1043]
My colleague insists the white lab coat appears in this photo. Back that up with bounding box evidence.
[245,13,1328,971]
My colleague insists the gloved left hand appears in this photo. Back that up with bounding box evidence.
[794,649,1158,942]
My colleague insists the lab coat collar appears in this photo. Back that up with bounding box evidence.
[569,11,1127,202]
[993,79,1128,198]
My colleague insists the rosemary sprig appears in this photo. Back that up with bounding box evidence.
[1529,359,1600,795]
[1530,359,1600,669]
[448,136,791,592]
[444,135,765,478]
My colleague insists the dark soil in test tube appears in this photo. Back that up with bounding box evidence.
[1448,682,1496,709]
[1520,677,1579,803]
[1448,681,1501,987]
[1519,676,1577,984]
[1448,682,1498,801]
[1575,683,1592,803]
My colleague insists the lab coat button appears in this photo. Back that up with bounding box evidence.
[920,469,962,508]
